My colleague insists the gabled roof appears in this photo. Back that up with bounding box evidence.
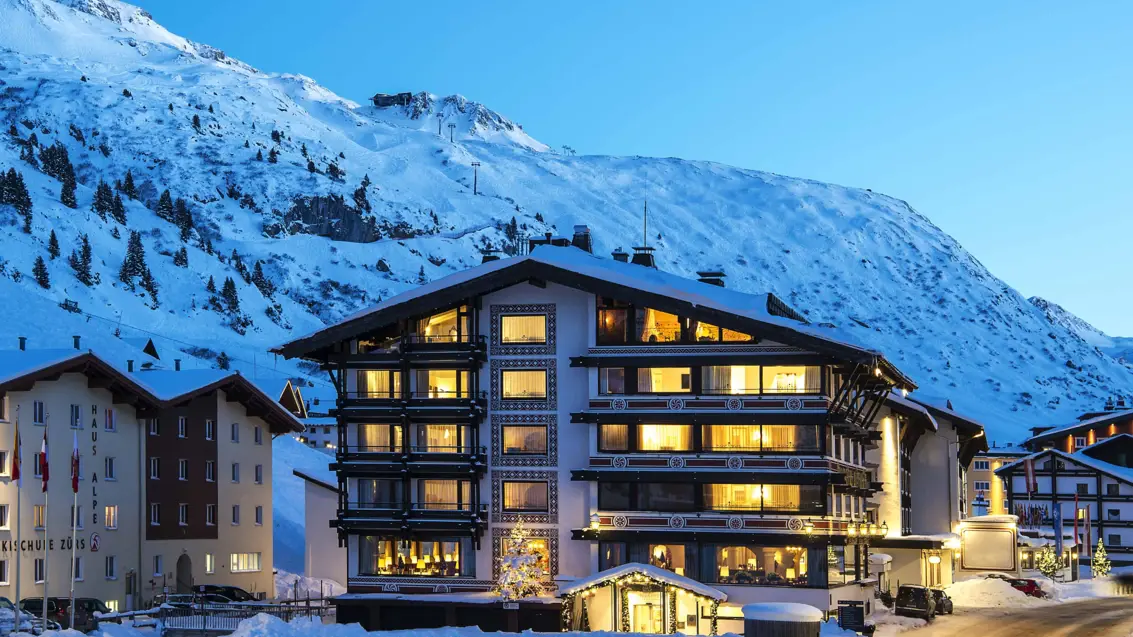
[1024,409,1133,446]
[885,391,939,431]
[996,445,1133,484]
[293,468,336,492]
[558,563,726,600]
[908,397,987,438]
[277,380,309,419]
[0,349,301,434]
[274,245,915,389]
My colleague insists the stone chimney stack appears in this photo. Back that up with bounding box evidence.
[175,359,182,371]
[571,225,593,253]
[697,270,726,287]
[18,336,26,351]
[630,246,657,268]
[611,249,629,263]
[127,360,134,373]
[73,335,81,350]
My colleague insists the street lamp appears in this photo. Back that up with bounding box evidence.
[589,513,600,531]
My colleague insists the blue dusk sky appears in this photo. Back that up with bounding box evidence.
[143,1,1133,334]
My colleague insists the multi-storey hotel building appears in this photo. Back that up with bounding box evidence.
[277,229,958,626]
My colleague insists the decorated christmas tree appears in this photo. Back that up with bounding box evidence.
[495,518,545,600]
[1035,544,1064,578]
[1092,539,1111,578]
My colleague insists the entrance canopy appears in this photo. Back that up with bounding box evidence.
[560,563,725,635]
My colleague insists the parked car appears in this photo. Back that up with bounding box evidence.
[1008,578,1046,598]
[929,588,953,615]
[197,585,257,603]
[19,598,65,629]
[152,593,196,608]
[894,585,936,621]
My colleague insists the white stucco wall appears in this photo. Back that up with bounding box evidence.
[304,478,345,584]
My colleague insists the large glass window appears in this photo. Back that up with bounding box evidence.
[693,321,753,343]
[599,424,630,452]
[357,479,403,508]
[637,425,692,452]
[415,370,470,398]
[359,537,472,577]
[762,366,821,394]
[702,366,760,394]
[417,480,472,511]
[599,542,627,571]
[638,483,695,512]
[761,425,819,452]
[636,308,681,343]
[415,424,467,452]
[597,306,628,345]
[356,424,402,452]
[712,545,808,586]
[502,481,549,512]
[722,327,753,342]
[598,483,632,510]
[415,307,470,343]
[703,425,762,452]
[703,484,762,511]
[502,370,547,399]
[637,367,690,393]
[701,484,820,513]
[599,368,626,395]
[501,315,547,344]
[356,370,400,399]
[501,425,547,455]
[648,544,687,576]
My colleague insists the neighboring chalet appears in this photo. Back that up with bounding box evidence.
[273,227,973,630]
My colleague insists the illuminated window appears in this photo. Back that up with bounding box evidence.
[104,506,118,530]
[1074,436,1087,449]
[416,307,470,343]
[502,425,547,455]
[713,545,807,585]
[636,308,681,343]
[229,552,262,573]
[703,425,762,451]
[599,424,630,452]
[637,367,690,393]
[703,484,762,511]
[501,315,547,344]
[357,370,401,399]
[599,368,625,394]
[722,327,753,342]
[418,480,472,511]
[761,425,818,452]
[358,423,402,452]
[694,321,720,342]
[34,505,45,529]
[648,544,687,576]
[702,366,760,394]
[597,301,629,345]
[359,537,473,577]
[761,366,821,394]
[502,481,549,512]
[416,424,466,452]
[702,484,816,513]
[205,553,215,574]
[416,369,469,398]
[637,425,692,452]
[501,370,547,399]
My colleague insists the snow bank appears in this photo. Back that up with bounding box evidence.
[742,603,823,622]
[945,577,1048,608]
[275,569,346,600]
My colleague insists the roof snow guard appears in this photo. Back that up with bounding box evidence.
[273,245,915,390]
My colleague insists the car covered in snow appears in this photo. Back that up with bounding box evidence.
[895,585,936,620]
[929,588,953,615]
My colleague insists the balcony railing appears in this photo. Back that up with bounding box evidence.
[343,501,486,515]
[340,444,486,456]
[345,390,487,400]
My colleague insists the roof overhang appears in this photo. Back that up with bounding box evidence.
[0,352,161,410]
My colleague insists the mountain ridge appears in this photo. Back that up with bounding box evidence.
[0,0,1130,439]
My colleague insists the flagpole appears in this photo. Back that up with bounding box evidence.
[68,431,78,630]
[41,413,49,631]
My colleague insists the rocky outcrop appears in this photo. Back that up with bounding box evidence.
[266,194,379,243]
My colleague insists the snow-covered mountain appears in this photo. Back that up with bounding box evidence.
[1029,296,1133,365]
[1,0,1131,442]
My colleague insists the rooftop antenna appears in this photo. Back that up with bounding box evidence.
[643,199,648,248]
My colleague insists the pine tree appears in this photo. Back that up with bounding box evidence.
[494,518,544,600]
[122,170,137,200]
[119,230,146,285]
[47,230,60,260]
[1092,539,1112,577]
[307,160,317,173]
[208,105,214,114]
[221,277,240,312]
[206,275,217,294]
[173,198,193,241]
[110,226,120,239]
[91,180,113,220]
[122,88,132,98]
[6,169,33,229]
[244,139,250,148]
[173,247,189,267]
[216,351,230,370]
[252,260,273,297]
[1035,544,1064,578]
[327,162,343,181]
[59,171,77,210]
[300,142,308,158]
[69,234,94,286]
[140,265,159,305]
[268,148,278,163]
[156,189,174,222]
[192,114,201,130]
[256,149,263,161]
[168,103,174,112]
[111,192,126,224]
[32,256,49,289]
[417,266,427,284]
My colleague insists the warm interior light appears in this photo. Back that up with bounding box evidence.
[928,555,941,565]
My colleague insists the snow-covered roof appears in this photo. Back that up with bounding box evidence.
[1025,409,1133,445]
[292,468,336,492]
[133,368,235,400]
[886,390,939,431]
[961,515,1019,525]
[558,563,726,601]
[0,349,88,386]
[996,444,1133,484]
[276,245,915,388]
[869,553,893,564]
[908,396,987,435]
[741,603,823,623]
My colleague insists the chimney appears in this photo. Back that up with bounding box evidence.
[480,250,500,264]
[1105,396,1115,411]
[611,249,629,263]
[18,336,26,351]
[697,270,726,287]
[127,360,134,373]
[630,246,656,268]
[73,335,81,350]
[571,225,593,253]
[1119,396,1128,410]
[174,359,182,371]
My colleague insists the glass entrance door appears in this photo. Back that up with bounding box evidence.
[629,591,664,633]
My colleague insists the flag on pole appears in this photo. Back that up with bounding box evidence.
[40,430,49,493]
[1023,457,1036,493]
[12,413,21,487]
[71,431,80,494]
